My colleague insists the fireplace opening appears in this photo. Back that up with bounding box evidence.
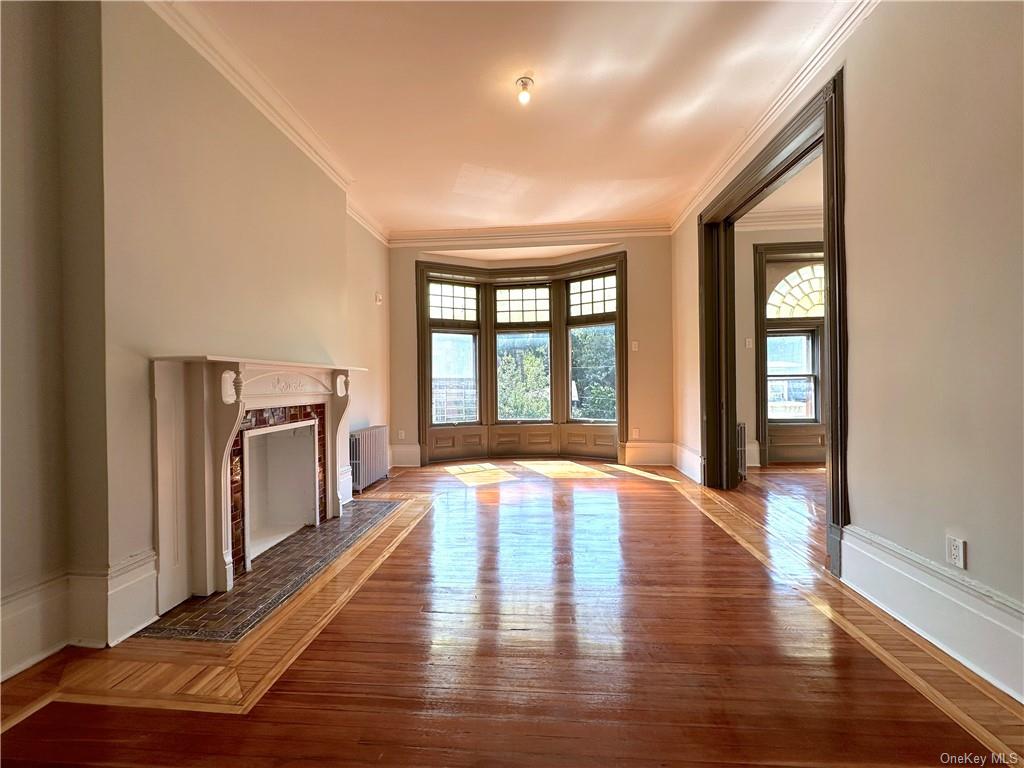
[243,419,319,569]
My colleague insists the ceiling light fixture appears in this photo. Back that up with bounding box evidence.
[516,76,533,106]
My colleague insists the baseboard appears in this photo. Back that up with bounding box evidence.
[389,443,422,467]
[1,574,70,680]
[106,551,159,646]
[672,442,702,482]
[622,441,674,466]
[338,464,354,505]
[67,572,108,648]
[841,525,1024,701]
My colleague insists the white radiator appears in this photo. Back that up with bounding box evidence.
[737,421,747,479]
[350,425,389,493]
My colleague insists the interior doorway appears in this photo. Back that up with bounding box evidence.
[697,71,848,575]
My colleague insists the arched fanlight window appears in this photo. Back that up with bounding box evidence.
[766,264,825,318]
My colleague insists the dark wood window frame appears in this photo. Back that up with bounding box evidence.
[753,244,826,457]
[416,254,628,464]
[698,70,848,575]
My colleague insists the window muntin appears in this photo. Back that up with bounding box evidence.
[428,281,478,321]
[766,264,825,318]
[766,331,817,421]
[568,274,616,318]
[496,286,550,324]
[431,332,479,424]
[569,323,616,422]
[496,331,551,421]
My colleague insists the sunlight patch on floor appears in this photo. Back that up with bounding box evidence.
[514,460,613,479]
[607,464,678,483]
[445,463,517,487]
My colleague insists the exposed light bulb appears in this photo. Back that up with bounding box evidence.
[516,76,533,106]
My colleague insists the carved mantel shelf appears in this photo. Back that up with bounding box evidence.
[150,355,368,604]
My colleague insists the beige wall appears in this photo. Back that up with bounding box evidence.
[1,2,68,593]
[389,237,674,459]
[99,4,389,628]
[672,1,1023,600]
[734,226,823,465]
[344,219,390,432]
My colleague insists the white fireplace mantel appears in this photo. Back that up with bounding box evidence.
[150,355,367,613]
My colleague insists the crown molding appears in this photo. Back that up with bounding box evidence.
[147,2,356,192]
[346,201,389,245]
[733,206,823,232]
[388,219,672,250]
[149,0,874,250]
[670,0,878,233]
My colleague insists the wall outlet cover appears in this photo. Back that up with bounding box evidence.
[398,429,406,440]
[945,534,966,570]
[631,428,640,439]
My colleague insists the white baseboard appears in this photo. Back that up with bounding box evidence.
[106,551,159,646]
[389,443,422,467]
[841,525,1024,701]
[1,574,70,680]
[673,442,702,482]
[67,572,108,648]
[622,441,674,466]
[338,464,354,505]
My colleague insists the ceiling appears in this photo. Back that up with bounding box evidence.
[748,154,824,214]
[189,2,854,239]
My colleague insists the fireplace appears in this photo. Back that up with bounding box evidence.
[150,356,365,614]
[231,405,328,573]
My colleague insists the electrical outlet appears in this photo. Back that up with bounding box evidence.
[631,340,639,352]
[945,535,966,570]
[745,338,754,349]
[398,429,406,440]
[631,428,640,439]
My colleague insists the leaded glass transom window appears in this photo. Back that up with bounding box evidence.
[766,264,825,319]
[428,281,477,321]
[568,274,616,317]
[496,286,550,324]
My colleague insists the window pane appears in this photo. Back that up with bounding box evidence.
[767,376,815,420]
[496,332,551,421]
[766,263,825,318]
[431,332,478,423]
[568,273,616,318]
[429,281,477,321]
[496,286,550,323]
[569,324,616,421]
[767,333,813,375]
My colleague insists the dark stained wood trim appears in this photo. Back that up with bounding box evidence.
[415,253,628,464]
[698,69,848,576]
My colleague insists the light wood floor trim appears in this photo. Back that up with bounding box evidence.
[663,470,1023,759]
[0,493,433,729]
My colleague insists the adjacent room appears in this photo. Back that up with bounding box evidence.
[2,1,1021,765]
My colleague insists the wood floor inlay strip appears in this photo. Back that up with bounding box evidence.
[0,493,433,728]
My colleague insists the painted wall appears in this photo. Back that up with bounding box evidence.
[672,2,1023,601]
[98,3,389,637]
[388,237,674,464]
[734,226,823,466]
[1,1,68,599]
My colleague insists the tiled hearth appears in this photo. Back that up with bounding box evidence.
[137,498,401,642]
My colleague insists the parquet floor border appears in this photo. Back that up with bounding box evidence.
[661,470,1024,760]
[0,492,434,731]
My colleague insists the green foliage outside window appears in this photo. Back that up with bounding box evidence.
[570,324,616,421]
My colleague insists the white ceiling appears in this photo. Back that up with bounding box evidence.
[190,2,853,239]
[749,154,823,214]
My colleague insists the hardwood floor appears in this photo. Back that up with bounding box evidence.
[2,460,1019,766]
[725,465,828,567]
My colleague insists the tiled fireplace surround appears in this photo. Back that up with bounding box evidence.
[151,356,363,611]
[229,404,328,574]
